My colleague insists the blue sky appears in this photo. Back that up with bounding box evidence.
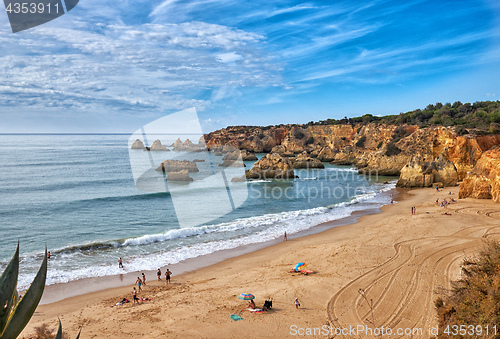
[0,0,499,133]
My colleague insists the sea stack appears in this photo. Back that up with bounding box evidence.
[131,139,145,149]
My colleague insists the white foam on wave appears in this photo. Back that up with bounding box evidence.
[16,181,397,289]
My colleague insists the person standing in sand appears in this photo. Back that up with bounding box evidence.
[136,277,142,291]
[133,287,139,303]
[165,269,172,285]
[157,268,162,281]
[283,232,287,241]
[118,257,123,268]
[142,272,147,286]
[294,298,301,309]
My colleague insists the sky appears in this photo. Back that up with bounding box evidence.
[0,0,499,133]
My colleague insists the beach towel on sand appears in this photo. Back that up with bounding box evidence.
[247,308,266,313]
[230,314,243,321]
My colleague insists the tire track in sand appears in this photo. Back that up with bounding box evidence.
[327,208,500,338]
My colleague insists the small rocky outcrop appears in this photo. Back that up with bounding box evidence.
[290,152,325,169]
[245,153,297,179]
[150,139,169,151]
[166,169,193,181]
[156,160,199,173]
[317,147,337,162]
[219,160,246,167]
[241,150,258,161]
[193,159,205,162]
[397,155,458,187]
[222,150,257,161]
[330,146,360,166]
[231,175,246,182]
[459,146,500,201]
[173,138,202,152]
[131,139,145,149]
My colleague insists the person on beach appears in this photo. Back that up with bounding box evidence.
[165,269,172,285]
[157,268,162,281]
[133,287,139,303]
[47,252,51,259]
[294,298,300,309]
[118,257,123,268]
[142,272,146,286]
[248,299,256,309]
[136,277,142,291]
[436,198,439,205]
[283,232,287,241]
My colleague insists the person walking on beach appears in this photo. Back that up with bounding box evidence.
[118,257,123,268]
[142,272,147,286]
[157,268,162,281]
[136,277,142,291]
[47,252,51,259]
[132,287,139,303]
[283,232,287,241]
[294,298,300,309]
[165,269,172,285]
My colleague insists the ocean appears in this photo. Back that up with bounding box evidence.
[0,134,396,290]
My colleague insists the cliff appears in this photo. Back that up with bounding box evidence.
[397,155,458,188]
[204,121,500,195]
[459,146,500,201]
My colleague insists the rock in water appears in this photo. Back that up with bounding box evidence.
[166,169,193,181]
[245,153,297,179]
[156,160,199,173]
[131,139,145,149]
[219,160,246,167]
[222,150,258,161]
[231,175,246,182]
[150,139,169,151]
[459,146,500,201]
[291,152,325,169]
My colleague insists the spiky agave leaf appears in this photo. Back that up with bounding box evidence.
[55,318,62,339]
[1,248,47,339]
[0,243,19,335]
[55,317,82,339]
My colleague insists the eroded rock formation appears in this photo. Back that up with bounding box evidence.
[166,169,193,181]
[245,153,297,179]
[397,155,458,188]
[156,160,199,173]
[150,139,169,151]
[290,152,325,169]
[131,139,145,149]
[459,146,500,201]
[204,123,500,192]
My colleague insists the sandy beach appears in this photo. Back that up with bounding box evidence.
[21,186,500,338]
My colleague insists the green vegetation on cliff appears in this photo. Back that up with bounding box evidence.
[307,100,500,133]
[435,241,500,338]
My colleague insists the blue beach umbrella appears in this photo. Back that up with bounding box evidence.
[294,262,307,271]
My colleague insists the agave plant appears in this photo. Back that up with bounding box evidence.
[0,244,80,339]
